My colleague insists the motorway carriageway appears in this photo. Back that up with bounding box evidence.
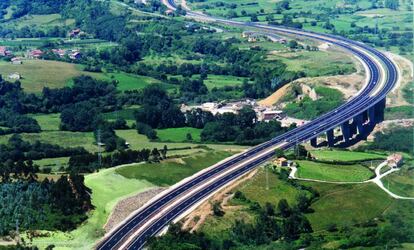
[97,2,398,249]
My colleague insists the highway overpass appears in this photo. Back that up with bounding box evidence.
[97,1,399,249]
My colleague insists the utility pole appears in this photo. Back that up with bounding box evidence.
[265,166,269,190]
[15,218,20,244]
[97,128,102,168]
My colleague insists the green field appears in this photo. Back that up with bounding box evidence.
[23,166,154,249]
[202,75,247,90]
[382,162,414,197]
[116,151,233,186]
[310,149,386,162]
[268,49,356,77]
[103,105,140,126]
[34,157,69,172]
[0,131,99,152]
[0,60,166,93]
[29,113,61,131]
[115,129,247,156]
[304,182,394,231]
[233,167,303,206]
[296,160,374,182]
[155,127,202,142]
[2,14,75,29]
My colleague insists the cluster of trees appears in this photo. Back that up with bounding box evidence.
[200,108,294,145]
[68,146,168,173]
[0,0,66,19]
[1,75,118,115]
[0,174,92,235]
[0,111,40,135]
[0,134,87,163]
[134,84,185,130]
[360,126,413,155]
[149,196,312,249]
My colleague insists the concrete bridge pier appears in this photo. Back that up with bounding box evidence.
[341,121,351,143]
[354,114,366,137]
[310,137,318,147]
[326,129,335,147]
[375,99,386,123]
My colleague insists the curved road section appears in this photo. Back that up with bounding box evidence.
[97,1,398,249]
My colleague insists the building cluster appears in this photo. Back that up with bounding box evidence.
[52,49,82,60]
[181,99,307,127]
[242,31,287,44]
[1,47,83,64]
[273,157,294,167]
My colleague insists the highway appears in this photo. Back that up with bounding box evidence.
[97,1,398,249]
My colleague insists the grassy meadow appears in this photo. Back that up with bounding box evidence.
[304,182,394,231]
[116,151,234,186]
[2,13,75,29]
[0,131,99,152]
[155,127,202,142]
[0,60,167,93]
[267,49,356,77]
[310,149,386,162]
[296,160,374,182]
[115,129,247,156]
[382,162,414,197]
[233,167,303,206]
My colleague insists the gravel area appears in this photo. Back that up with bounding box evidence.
[104,187,168,232]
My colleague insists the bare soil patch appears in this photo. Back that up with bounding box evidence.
[384,52,414,107]
[181,169,258,232]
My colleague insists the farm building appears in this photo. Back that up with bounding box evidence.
[11,57,23,64]
[0,46,12,57]
[387,153,403,168]
[28,49,43,59]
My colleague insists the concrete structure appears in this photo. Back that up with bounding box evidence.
[8,72,21,80]
[11,57,23,64]
[310,99,387,148]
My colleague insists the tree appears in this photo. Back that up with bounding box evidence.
[277,199,291,218]
[161,145,168,159]
[212,201,225,217]
[150,148,161,162]
[295,192,310,212]
[250,14,259,22]
[275,148,285,158]
[288,40,299,49]
[237,106,257,128]
[186,133,193,141]
[60,102,100,132]
[384,0,399,10]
